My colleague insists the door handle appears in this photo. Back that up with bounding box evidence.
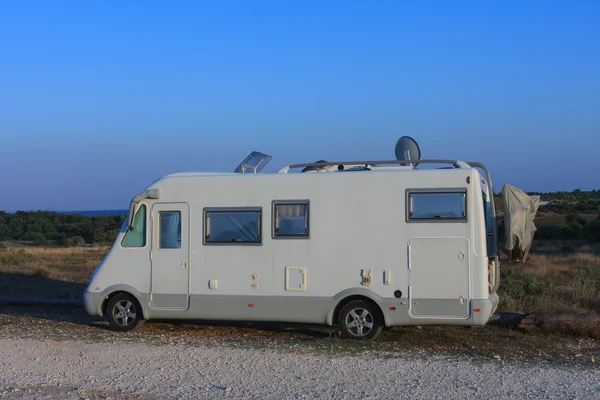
[181,262,187,269]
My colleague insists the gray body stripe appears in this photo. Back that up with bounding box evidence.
[84,287,499,328]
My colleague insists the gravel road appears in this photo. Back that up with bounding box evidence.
[0,307,599,399]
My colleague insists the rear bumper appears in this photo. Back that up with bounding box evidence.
[471,292,499,325]
[379,292,499,327]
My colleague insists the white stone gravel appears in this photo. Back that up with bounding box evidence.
[1,337,599,399]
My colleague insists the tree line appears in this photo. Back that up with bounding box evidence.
[504,189,600,241]
[527,189,600,214]
[2,188,599,247]
[0,211,126,247]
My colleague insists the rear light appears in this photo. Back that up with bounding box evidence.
[487,258,494,295]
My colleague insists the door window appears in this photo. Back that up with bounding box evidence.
[159,211,181,249]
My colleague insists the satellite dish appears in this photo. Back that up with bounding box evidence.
[394,136,421,167]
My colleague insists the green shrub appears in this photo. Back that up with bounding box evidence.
[20,231,38,241]
[499,296,513,309]
[566,213,578,225]
[33,233,46,246]
[561,244,575,253]
[501,267,513,279]
[535,226,565,239]
[561,226,580,239]
[64,236,85,247]
[523,277,537,294]
[574,279,600,302]
[538,279,552,295]
[585,220,600,241]
[500,281,525,298]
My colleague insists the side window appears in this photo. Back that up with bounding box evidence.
[407,191,467,221]
[159,211,181,249]
[121,205,147,247]
[272,201,309,238]
[482,191,493,232]
[204,208,261,244]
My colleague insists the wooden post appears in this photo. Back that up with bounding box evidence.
[521,231,535,263]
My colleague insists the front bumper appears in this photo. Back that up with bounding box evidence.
[83,290,102,316]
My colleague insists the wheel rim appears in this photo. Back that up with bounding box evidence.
[112,300,137,327]
[345,308,374,337]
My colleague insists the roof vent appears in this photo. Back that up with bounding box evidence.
[234,151,272,174]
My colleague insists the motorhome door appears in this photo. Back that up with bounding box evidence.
[406,189,471,318]
[150,202,190,310]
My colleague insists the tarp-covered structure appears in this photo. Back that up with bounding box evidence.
[501,184,540,260]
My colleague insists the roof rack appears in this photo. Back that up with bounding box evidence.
[277,159,471,174]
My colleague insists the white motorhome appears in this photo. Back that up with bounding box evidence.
[84,153,500,340]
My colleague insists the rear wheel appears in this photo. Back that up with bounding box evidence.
[106,293,145,332]
[338,300,383,341]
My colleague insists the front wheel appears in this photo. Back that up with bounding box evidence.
[338,300,383,341]
[106,293,145,332]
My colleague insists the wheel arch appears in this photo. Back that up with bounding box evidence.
[101,289,145,319]
[329,292,386,327]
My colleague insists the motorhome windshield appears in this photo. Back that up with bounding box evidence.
[122,205,147,247]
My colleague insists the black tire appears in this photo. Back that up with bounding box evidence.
[106,293,145,332]
[338,300,383,341]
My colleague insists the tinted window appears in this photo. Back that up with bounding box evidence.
[121,205,146,247]
[408,191,466,221]
[483,191,495,256]
[205,209,261,244]
[159,211,181,249]
[273,202,309,238]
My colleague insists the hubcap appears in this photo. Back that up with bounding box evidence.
[345,308,374,337]
[112,300,136,327]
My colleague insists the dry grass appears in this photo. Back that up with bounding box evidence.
[0,246,109,283]
[498,242,600,314]
[0,246,109,298]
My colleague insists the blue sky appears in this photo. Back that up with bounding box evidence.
[1,1,599,211]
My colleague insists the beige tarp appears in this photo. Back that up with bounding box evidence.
[501,184,540,255]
